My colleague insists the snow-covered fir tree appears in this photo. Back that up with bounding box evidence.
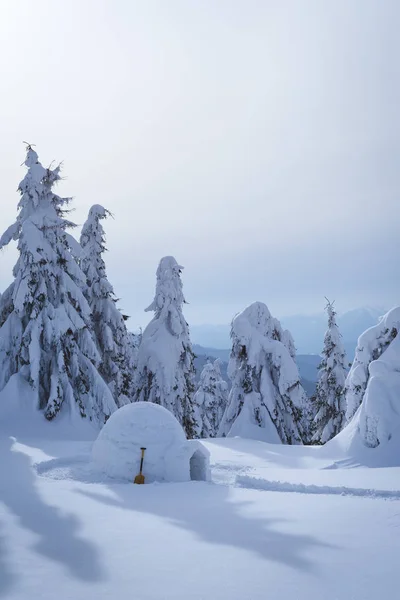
[345,307,400,423]
[0,146,47,326]
[133,256,196,438]
[281,329,297,361]
[80,204,135,406]
[0,147,116,424]
[312,300,347,444]
[192,359,228,438]
[352,322,400,448]
[218,302,308,444]
[0,285,13,330]
[128,330,141,372]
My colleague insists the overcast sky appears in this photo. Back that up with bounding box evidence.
[0,0,399,330]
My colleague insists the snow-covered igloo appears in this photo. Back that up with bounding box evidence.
[92,402,211,483]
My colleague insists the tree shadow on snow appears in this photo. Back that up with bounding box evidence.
[0,525,15,598]
[77,481,334,573]
[0,437,106,594]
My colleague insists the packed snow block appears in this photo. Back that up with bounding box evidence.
[92,402,211,483]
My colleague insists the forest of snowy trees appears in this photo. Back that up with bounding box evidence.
[0,147,399,447]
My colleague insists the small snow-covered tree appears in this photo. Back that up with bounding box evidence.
[192,359,228,438]
[312,300,347,444]
[80,205,134,406]
[128,330,141,372]
[218,302,307,444]
[133,256,196,437]
[0,147,116,424]
[0,285,13,329]
[280,329,297,360]
[345,307,400,423]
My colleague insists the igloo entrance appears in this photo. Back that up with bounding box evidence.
[190,449,209,481]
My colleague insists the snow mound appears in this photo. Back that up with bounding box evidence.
[326,403,400,469]
[92,402,211,483]
[0,373,39,421]
[0,374,96,440]
[228,400,281,444]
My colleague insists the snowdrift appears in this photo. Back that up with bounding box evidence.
[92,402,211,483]
[326,412,400,468]
[0,373,97,440]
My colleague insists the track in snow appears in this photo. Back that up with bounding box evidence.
[236,474,400,500]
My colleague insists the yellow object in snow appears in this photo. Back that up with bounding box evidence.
[134,447,146,484]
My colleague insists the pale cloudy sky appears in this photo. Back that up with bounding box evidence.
[0,0,399,330]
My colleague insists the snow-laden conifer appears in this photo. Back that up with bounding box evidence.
[312,300,347,444]
[133,257,196,437]
[345,307,400,423]
[352,325,400,448]
[0,147,116,424]
[218,302,307,444]
[80,205,134,406]
[0,285,14,330]
[128,330,141,373]
[192,359,228,438]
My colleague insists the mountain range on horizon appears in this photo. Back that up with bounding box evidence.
[190,306,388,357]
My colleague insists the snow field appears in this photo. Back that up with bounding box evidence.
[1,425,399,600]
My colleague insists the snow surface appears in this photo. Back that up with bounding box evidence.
[0,383,399,600]
[92,402,210,483]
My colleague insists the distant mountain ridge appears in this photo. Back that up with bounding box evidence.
[191,306,387,358]
[192,307,387,394]
[193,344,321,396]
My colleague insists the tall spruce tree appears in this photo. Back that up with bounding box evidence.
[218,302,307,444]
[312,299,347,444]
[80,205,134,406]
[133,256,196,437]
[0,147,116,424]
[192,359,228,438]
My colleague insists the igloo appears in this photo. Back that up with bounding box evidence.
[92,402,211,483]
